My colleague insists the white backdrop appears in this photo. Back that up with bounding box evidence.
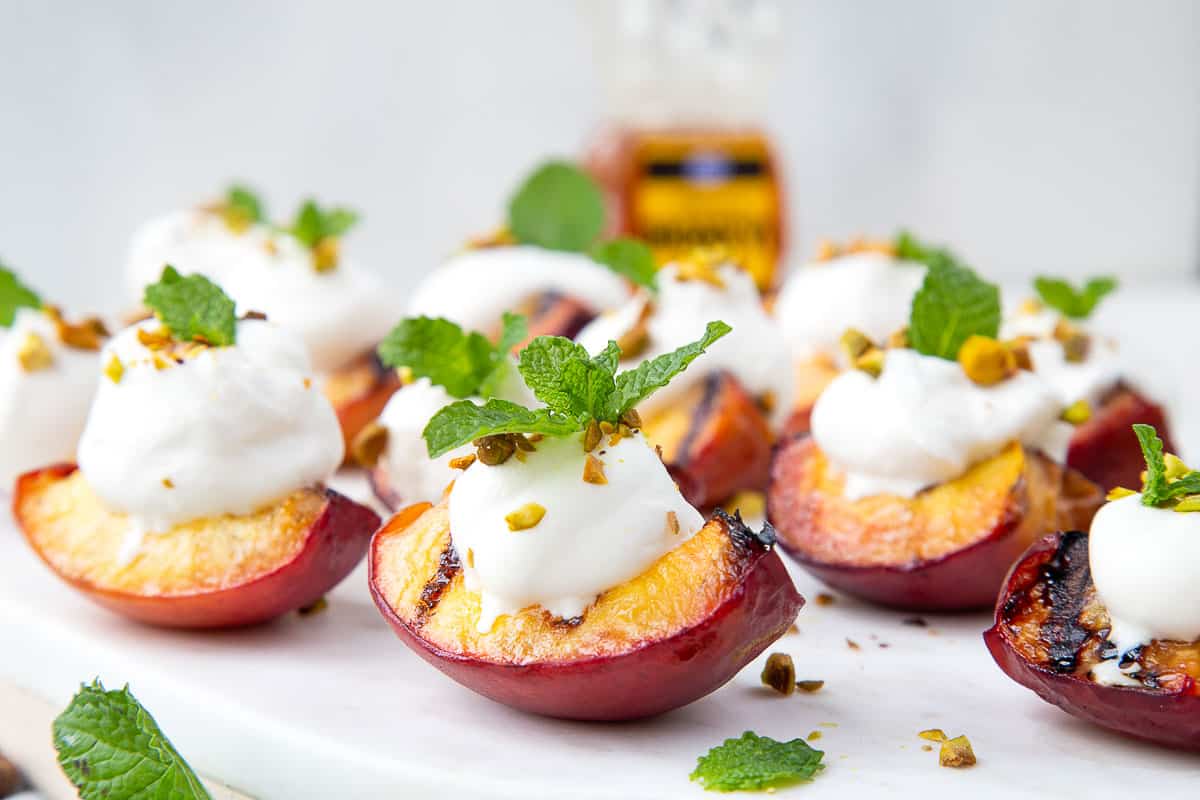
[1,0,1197,311]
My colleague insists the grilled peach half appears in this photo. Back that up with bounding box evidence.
[985,530,1200,751]
[767,436,1103,610]
[369,502,803,720]
[14,464,381,628]
[642,371,774,509]
[781,354,840,438]
[1067,383,1174,490]
[324,351,402,457]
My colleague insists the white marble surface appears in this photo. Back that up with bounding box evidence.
[0,285,1197,798]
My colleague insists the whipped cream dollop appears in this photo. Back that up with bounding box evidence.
[1001,308,1122,406]
[78,318,343,532]
[775,252,926,361]
[811,348,1072,499]
[448,430,704,633]
[377,365,536,505]
[576,262,794,426]
[405,246,630,334]
[0,309,100,487]
[127,210,393,372]
[1089,495,1200,686]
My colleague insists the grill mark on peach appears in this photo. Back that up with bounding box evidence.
[674,372,722,470]
[1036,530,1094,672]
[415,543,461,626]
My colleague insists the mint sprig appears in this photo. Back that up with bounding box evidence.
[289,199,359,248]
[377,313,527,400]
[143,266,237,346]
[1133,424,1200,509]
[590,238,658,289]
[507,161,605,253]
[904,233,1000,360]
[690,731,824,792]
[0,261,42,327]
[54,680,212,800]
[423,320,731,457]
[1034,275,1117,319]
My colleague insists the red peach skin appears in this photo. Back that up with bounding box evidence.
[14,464,380,629]
[985,530,1200,751]
[1067,384,1175,490]
[369,503,803,720]
[767,435,1103,611]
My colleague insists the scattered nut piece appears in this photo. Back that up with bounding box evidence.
[722,490,765,519]
[449,454,477,471]
[616,302,653,360]
[582,454,607,485]
[758,390,776,414]
[1106,486,1136,501]
[788,623,800,635]
[846,638,861,650]
[464,226,516,250]
[263,239,279,256]
[351,421,389,468]
[958,335,1016,386]
[1174,496,1200,513]
[839,328,873,361]
[1061,399,1092,425]
[854,347,885,377]
[137,325,172,351]
[806,730,822,742]
[599,421,616,436]
[465,548,475,568]
[1019,297,1044,315]
[582,419,602,452]
[161,477,174,489]
[815,592,836,606]
[760,652,796,696]
[152,353,171,371]
[1007,337,1034,371]
[675,248,727,287]
[921,744,933,752]
[1164,453,1189,480]
[796,680,824,693]
[16,331,53,372]
[476,434,516,465]
[104,354,125,384]
[46,305,108,350]
[313,236,340,272]
[242,310,269,321]
[505,502,546,531]
[297,596,328,617]
[665,510,680,536]
[939,735,976,768]
[303,377,312,389]
[918,729,948,742]
[620,408,642,429]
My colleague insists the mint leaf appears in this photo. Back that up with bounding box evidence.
[53,679,212,800]
[690,731,824,792]
[1134,423,1167,505]
[507,161,605,252]
[143,266,237,346]
[893,229,947,265]
[377,316,497,399]
[289,199,360,248]
[590,238,657,289]
[908,257,1000,360]
[1034,275,1118,319]
[0,262,42,327]
[424,399,578,458]
[518,336,615,421]
[612,320,731,416]
[225,184,265,224]
[495,311,529,357]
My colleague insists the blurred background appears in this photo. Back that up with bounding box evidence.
[1,0,1198,310]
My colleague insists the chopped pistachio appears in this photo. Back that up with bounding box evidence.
[263,238,279,256]
[303,377,313,389]
[616,302,653,360]
[45,305,108,350]
[760,652,796,696]
[351,421,389,468]
[104,354,125,384]
[758,390,777,414]
[939,735,976,768]
[839,327,873,361]
[313,236,340,272]
[921,744,933,752]
[1007,337,1034,371]
[1019,297,1044,315]
[887,327,910,349]
[1164,453,1189,480]
[448,453,477,471]
[918,729,948,743]
[151,354,171,371]
[854,347,885,377]
[137,326,172,351]
[465,547,475,568]
[505,502,546,531]
[807,730,823,742]
[513,434,535,452]
[723,490,766,519]
[1107,486,1136,501]
[1061,399,1092,425]
[476,434,516,465]
[675,248,727,287]
[599,420,616,436]
[582,454,607,485]
[815,592,835,606]
[582,419,602,452]
[16,331,53,372]
[1061,332,1091,363]
[1175,496,1200,513]
[161,477,175,489]
[815,239,839,262]
[241,310,268,321]
[795,679,825,693]
[396,366,415,385]
[665,510,680,536]
[958,335,1016,386]
[846,638,861,650]
[620,408,642,429]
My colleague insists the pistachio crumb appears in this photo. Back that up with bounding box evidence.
[1007,337,1034,371]
[47,306,108,350]
[351,421,389,468]
[788,623,800,635]
[599,420,616,436]
[815,592,836,606]
[1106,486,1136,501]
[760,652,795,696]
[939,735,976,768]
[840,328,873,361]
[136,326,172,351]
[242,310,268,321]
[921,744,933,752]
[505,502,546,531]
[796,679,824,693]
[854,347,885,377]
[675,249,727,287]
[476,434,517,465]
[958,335,1016,386]
[313,236,340,272]
[303,377,313,389]
[1061,399,1092,425]
[161,477,174,489]
[846,638,861,650]
[887,327,910,349]
[466,547,475,568]
[665,510,680,536]
[1019,297,1044,315]
[449,454,477,471]
[1164,453,1189,480]
[918,729,948,742]
[806,730,822,742]
[620,408,642,429]
[1174,496,1200,513]
[104,354,125,384]
[16,331,53,372]
[1061,331,1091,363]
[582,454,607,485]
[722,490,765,519]
[583,419,602,452]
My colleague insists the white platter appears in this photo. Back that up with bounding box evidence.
[2,285,1198,798]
